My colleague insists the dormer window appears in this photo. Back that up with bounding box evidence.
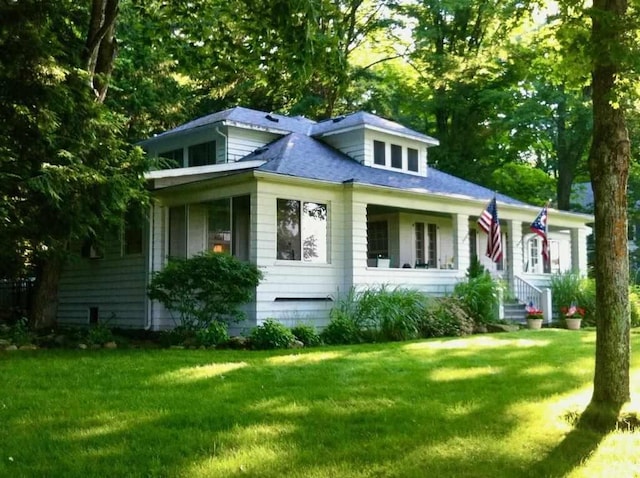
[391,144,402,169]
[374,140,386,166]
[408,148,419,172]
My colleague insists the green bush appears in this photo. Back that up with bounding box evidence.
[418,297,475,338]
[87,324,114,345]
[291,323,322,347]
[195,321,229,348]
[147,252,262,330]
[550,273,596,325]
[453,272,500,324]
[249,319,295,350]
[320,310,362,345]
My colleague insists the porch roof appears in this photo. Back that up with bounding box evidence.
[242,133,526,206]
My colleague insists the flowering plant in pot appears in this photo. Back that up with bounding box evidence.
[561,304,585,330]
[525,303,543,329]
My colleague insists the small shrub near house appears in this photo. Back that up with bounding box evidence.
[249,319,295,350]
[453,266,501,324]
[147,252,262,334]
[418,297,475,338]
[291,323,322,347]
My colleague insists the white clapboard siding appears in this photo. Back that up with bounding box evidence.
[227,127,280,162]
[320,129,365,164]
[58,241,147,329]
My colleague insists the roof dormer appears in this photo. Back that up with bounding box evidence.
[311,112,438,177]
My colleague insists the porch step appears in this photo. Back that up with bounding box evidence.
[503,302,527,324]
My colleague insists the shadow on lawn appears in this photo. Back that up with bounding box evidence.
[526,403,623,478]
[1,331,620,477]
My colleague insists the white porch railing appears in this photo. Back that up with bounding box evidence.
[513,275,553,323]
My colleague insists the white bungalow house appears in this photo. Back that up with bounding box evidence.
[57,107,593,330]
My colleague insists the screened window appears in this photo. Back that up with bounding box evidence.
[207,196,250,260]
[415,222,425,266]
[427,223,437,268]
[277,199,328,262]
[188,141,216,167]
[408,148,419,172]
[391,144,402,169]
[158,148,184,168]
[469,229,478,262]
[373,140,386,166]
[168,205,187,259]
[367,221,388,259]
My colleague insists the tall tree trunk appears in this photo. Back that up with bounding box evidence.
[587,0,630,412]
[31,256,63,330]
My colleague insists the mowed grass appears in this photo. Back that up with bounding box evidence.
[1,329,640,478]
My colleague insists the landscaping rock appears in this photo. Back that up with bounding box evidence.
[19,344,38,350]
[226,336,248,349]
[290,339,304,349]
[5,345,18,351]
[103,341,118,349]
[78,343,88,350]
[486,323,520,333]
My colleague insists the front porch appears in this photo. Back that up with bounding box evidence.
[361,202,589,314]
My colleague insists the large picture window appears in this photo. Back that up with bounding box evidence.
[277,199,327,262]
[207,196,251,261]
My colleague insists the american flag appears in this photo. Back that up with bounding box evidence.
[477,197,502,263]
[530,204,549,263]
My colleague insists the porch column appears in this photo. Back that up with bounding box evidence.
[453,214,470,272]
[571,227,589,276]
[343,184,368,291]
[507,220,523,285]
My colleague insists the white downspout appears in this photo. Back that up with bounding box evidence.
[215,127,228,163]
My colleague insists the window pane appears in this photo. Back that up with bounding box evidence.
[169,206,187,259]
[427,223,437,267]
[408,148,419,172]
[367,221,388,259]
[302,202,327,263]
[159,148,183,168]
[188,141,216,167]
[391,144,402,169]
[232,195,251,261]
[277,199,301,260]
[373,140,385,165]
[415,222,425,265]
[208,198,231,254]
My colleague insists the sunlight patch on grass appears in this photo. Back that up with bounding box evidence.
[567,431,640,478]
[430,366,499,382]
[404,335,551,351]
[184,443,287,478]
[149,361,248,384]
[267,351,344,365]
[249,398,311,417]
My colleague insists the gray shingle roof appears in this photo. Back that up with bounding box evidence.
[142,106,316,143]
[243,133,524,205]
[311,111,439,144]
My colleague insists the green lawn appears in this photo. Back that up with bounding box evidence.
[1,329,639,478]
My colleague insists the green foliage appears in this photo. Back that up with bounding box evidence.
[249,319,295,350]
[550,272,596,325]
[86,324,114,346]
[320,311,362,345]
[291,324,322,347]
[418,297,476,338]
[453,272,501,324]
[9,318,34,347]
[147,252,262,330]
[324,286,429,344]
[490,163,556,206]
[195,321,229,348]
